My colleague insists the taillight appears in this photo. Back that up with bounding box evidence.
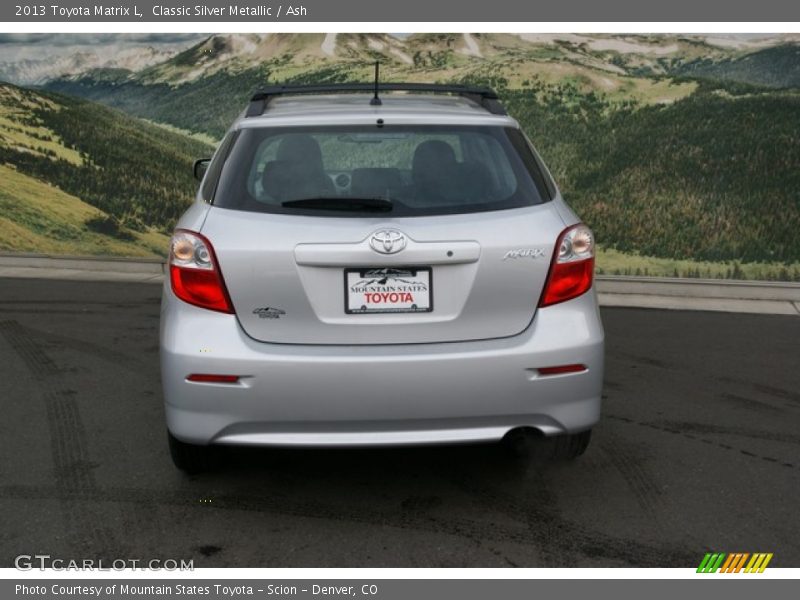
[169,229,234,314]
[539,224,595,307]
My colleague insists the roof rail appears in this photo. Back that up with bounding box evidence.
[245,83,507,117]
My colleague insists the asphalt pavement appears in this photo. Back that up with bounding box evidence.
[0,277,798,568]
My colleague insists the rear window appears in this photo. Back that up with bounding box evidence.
[212,125,550,217]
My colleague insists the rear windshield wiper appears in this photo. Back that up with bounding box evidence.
[281,197,393,212]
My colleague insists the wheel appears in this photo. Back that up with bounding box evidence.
[167,430,218,473]
[552,429,592,460]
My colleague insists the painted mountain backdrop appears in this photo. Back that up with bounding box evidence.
[1,33,799,279]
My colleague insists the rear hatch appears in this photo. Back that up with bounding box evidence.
[201,118,565,344]
[203,204,564,345]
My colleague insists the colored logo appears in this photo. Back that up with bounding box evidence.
[697,553,773,573]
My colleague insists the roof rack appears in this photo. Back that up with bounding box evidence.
[245,83,507,117]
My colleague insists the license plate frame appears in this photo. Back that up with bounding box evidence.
[344,266,433,314]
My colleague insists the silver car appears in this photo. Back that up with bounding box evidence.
[160,83,604,472]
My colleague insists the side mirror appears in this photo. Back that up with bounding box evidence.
[193,158,211,181]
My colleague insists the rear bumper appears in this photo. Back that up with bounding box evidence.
[160,287,605,446]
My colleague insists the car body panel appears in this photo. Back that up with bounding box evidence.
[175,200,211,233]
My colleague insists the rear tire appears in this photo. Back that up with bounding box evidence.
[553,429,592,460]
[167,431,217,474]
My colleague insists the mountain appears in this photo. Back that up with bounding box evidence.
[16,33,800,269]
[45,33,710,139]
[0,82,212,256]
[0,45,180,86]
[84,33,800,84]
[676,43,800,88]
[0,163,169,257]
[505,82,800,263]
[44,33,800,142]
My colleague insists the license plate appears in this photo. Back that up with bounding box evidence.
[345,267,432,314]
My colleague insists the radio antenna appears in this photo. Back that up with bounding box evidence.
[370,61,382,106]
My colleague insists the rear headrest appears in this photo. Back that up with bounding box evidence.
[276,134,324,170]
[412,140,457,185]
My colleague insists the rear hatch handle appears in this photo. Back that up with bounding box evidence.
[295,239,481,267]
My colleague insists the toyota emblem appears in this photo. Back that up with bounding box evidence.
[369,229,407,254]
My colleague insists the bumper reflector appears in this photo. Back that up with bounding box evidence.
[538,364,587,376]
[186,374,240,384]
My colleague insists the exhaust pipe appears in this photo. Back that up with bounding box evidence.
[502,427,545,458]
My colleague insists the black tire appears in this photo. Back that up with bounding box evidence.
[552,429,592,460]
[167,430,217,474]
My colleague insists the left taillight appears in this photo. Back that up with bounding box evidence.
[168,229,234,314]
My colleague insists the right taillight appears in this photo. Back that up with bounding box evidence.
[169,229,234,314]
[539,223,595,307]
